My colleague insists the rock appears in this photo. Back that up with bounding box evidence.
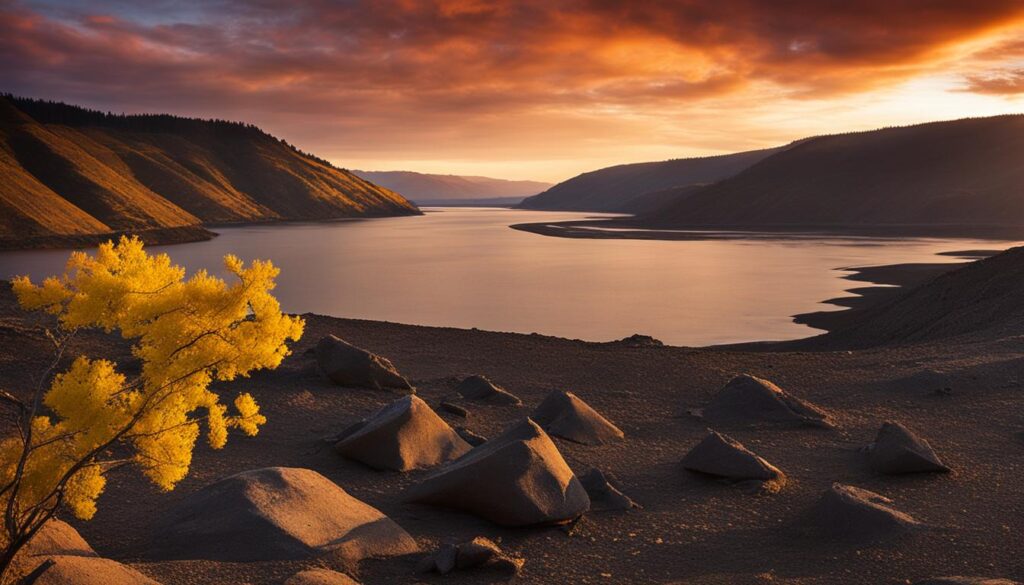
[419,537,523,576]
[151,467,418,562]
[681,431,786,492]
[456,375,522,405]
[455,536,502,569]
[868,421,951,475]
[613,334,664,347]
[21,519,96,558]
[580,469,641,510]
[702,374,832,428]
[284,569,360,585]
[24,556,162,585]
[316,335,413,391]
[809,483,922,540]
[10,521,155,585]
[406,419,590,526]
[913,578,1020,585]
[335,396,472,471]
[531,391,624,445]
[455,426,488,446]
[439,401,469,418]
[433,543,459,574]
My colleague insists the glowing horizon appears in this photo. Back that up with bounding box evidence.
[3,1,1024,183]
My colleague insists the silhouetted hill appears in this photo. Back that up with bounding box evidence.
[517,147,784,212]
[354,170,550,205]
[642,115,1024,234]
[0,95,419,249]
[817,246,1024,347]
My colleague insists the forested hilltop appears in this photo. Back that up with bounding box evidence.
[0,95,419,249]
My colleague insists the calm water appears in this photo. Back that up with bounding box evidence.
[0,208,1017,346]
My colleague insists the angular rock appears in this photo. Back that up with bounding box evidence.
[335,396,472,471]
[406,419,590,526]
[580,468,641,510]
[151,467,418,562]
[285,568,361,585]
[913,579,1020,585]
[809,483,922,540]
[702,374,832,428]
[457,375,522,405]
[681,431,786,492]
[26,556,162,585]
[455,426,487,446]
[316,335,412,391]
[531,391,624,445]
[869,421,951,475]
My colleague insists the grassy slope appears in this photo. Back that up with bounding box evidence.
[0,96,419,248]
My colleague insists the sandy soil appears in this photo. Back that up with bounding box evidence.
[0,284,1022,584]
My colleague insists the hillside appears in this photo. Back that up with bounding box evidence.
[517,146,784,212]
[0,95,419,249]
[642,115,1024,234]
[816,246,1024,347]
[354,170,550,205]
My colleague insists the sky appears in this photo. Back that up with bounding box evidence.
[3,1,1024,183]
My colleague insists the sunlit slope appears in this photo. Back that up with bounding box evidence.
[518,146,784,212]
[0,95,419,247]
[644,115,1024,231]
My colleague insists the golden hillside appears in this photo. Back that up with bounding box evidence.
[0,95,419,249]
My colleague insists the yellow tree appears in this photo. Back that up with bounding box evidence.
[0,236,303,579]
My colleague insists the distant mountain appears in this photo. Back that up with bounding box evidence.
[517,147,785,212]
[353,170,551,205]
[641,115,1024,234]
[0,95,419,249]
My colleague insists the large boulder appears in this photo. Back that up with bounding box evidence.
[809,483,922,540]
[25,556,161,585]
[11,520,158,585]
[531,391,624,445]
[406,419,590,526]
[868,421,951,475]
[335,395,472,471]
[151,467,418,562]
[701,374,832,428]
[457,375,522,405]
[20,519,95,558]
[316,335,413,391]
[285,569,361,585]
[681,431,786,492]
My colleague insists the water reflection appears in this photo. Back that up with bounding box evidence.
[0,208,1015,346]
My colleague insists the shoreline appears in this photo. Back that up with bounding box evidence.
[0,208,424,252]
[511,218,1024,241]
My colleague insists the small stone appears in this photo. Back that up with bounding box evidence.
[440,401,469,418]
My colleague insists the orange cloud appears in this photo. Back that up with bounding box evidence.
[2,0,1024,180]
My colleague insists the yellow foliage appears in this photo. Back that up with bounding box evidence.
[3,236,303,522]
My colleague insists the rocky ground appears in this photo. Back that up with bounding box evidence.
[0,276,1022,584]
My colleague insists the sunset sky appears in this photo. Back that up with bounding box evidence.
[3,1,1024,182]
